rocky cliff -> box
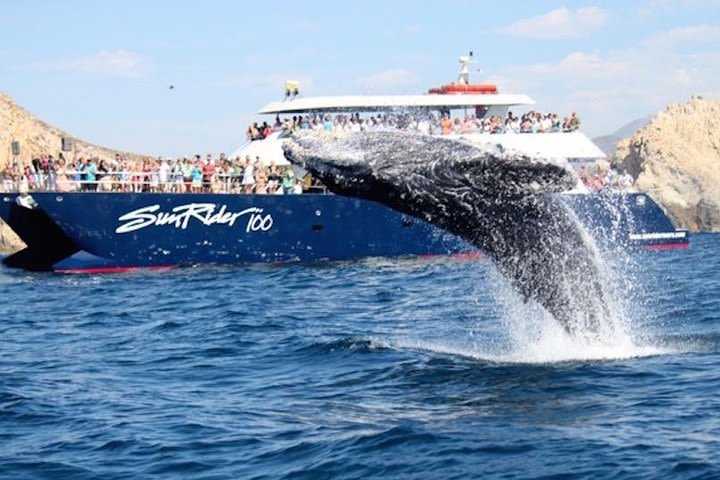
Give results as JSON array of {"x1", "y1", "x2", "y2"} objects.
[
  {"x1": 0, "y1": 222, "x2": 22, "y2": 253},
  {"x1": 0, "y1": 91, "x2": 147, "y2": 170},
  {"x1": 614, "y1": 96, "x2": 720, "y2": 231},
  {"x1": 0, "y1": 91, "x2": 147, "y2": 252},
  {"x1": 593, "y1": 117, "x2": 652, "y2": 156}
]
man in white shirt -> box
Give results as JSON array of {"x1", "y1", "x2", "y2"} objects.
[{"x1": 619, "y1": 169, "x2": 634, "y2": 190}]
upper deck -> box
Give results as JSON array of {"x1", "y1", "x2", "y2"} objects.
[
  {"x1": 261, "y1": 53, "x2": 532, "y2": 115},
  {"x1": 249, "y1": 54, "x2": 600, "y2": 161},
  {"x1": 259, "y1": 93, "x2": 535, "y2": 115}
]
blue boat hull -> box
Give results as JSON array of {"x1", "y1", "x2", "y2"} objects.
[{"x1": 0, "y1": 192, "x2": 687, "y2": 272}]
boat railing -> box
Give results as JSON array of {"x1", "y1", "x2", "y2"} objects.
[{"x1": 1, "y1": 170, "x2": 328, "y2": 195}]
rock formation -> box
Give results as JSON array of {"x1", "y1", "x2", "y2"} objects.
[
  {"x1": 0, "y1": 90, "x2": 146, "y2": 170},
  {"x1": 0, "y1": 221, "x2": 22, "y2": 253},
  {"x1": 593, "y1": 116, "x2": 652, "y2": 156},
  {"x1": 0, "y1": 90, "x2": 148, "y2": 252},
  {"x1": 614, "y1": 96, "x2": 720, "y2": 231}
]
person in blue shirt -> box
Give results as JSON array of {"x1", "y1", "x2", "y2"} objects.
[
  {"x1": 82, "y1": 158, "x2": 97, "y2": 191},
  {"x1": 323, "y1": 115, "x2": 334, "y2": 132},
  {"x1": 191, "y1": 162, "x2": 203, "y2": 193},
  {"x1": 74, "y1": 158, "x2": 84, "y2": 186}
]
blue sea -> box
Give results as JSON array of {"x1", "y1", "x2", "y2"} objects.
[{"x1": 1, "y1": 234, "x2": 719, "y2": 479}]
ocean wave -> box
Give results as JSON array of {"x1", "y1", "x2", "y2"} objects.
[{"x1": 0, "y1": 234, "x2": 719, "y2": 478}]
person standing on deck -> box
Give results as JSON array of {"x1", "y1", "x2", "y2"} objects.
[
  {"x1": 440, "y1": 114, "x2": 453, "y2": 135},
  {"x1": 281, "y1": 167, "x2": 295, "y2": 194},
  {"x1": 242, "y1": 156, "x2": 256, "y2": 194},
  {"x1": 83, "y1": 158, "x2": 97, "y2": 191}
]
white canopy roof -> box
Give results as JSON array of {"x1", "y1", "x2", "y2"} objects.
[
  {"x1": 458, "y1": 132, "x2": 606, "y2": 159},
  {"x1": 230, "y1": 132, "x2": 290, "y2": 165},
  {"x1": 259, "y1": 94, "x2": 535, "y2": 114}
]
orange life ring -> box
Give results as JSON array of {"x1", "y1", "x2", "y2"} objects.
[{"x1": 427, "y1": 83, "x2": 498, "y2": 94}]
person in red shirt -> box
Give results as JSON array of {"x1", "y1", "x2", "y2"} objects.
[{"x1": 202, "y1": 157, "x2": 215, "y2": 192}]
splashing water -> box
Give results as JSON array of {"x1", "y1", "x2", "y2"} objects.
[
  {"x1": 480, "y1": 263, "x2": 666, "y2": 363},
  {"x1": 284, "y1": 130, "x2": 668, "y2": 362},
  {"x1": 400, "y1": 195, "x2": 669, "y2": 363}
]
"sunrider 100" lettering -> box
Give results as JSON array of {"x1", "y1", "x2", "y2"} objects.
[{"x1": 115, "y1": 203, "x2": 273, "y2": 234}]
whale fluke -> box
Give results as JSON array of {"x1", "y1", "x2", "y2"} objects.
[{"x1": 283, "y1": 131, "x2": 612, "y2": 338}]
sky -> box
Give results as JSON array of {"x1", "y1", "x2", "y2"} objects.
[{"x1": 1, "y1": 0, "x2": 719, "y2": 157}]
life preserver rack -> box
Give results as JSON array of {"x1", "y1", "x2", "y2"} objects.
[{"x1": 428, "y1": 83, "x2": 498, "y2": 95}]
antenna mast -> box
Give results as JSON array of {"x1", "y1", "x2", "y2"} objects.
[{"x1": 458, "y1": 51, "x2": 474, "y2": 85}]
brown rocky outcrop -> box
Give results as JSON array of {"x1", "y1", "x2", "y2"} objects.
[
  {"x1": 0, "y1": 221, "x2": 23, "y2": 252},
  {"x1": 0, "y1": 90, "x2": 148, "y2": 253},
  {"x1": 613, "y1": 96, "x2": 720, "y2": 231},
  {"x1": 0, "y1": 91, "x2": 148, "y2": 170}
]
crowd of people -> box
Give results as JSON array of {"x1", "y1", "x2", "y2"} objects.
[
  {"x1": 0, "y1": 152, "x2": 319, "y2": 195},
  {"x1": 1, "y1": 108, "x2": 616, "y2": 195},
  {"x1": 1, "y1": 152, "x2": 635, "y2": 196},
  {"x1": 578, "y1": 161, "x2": 635, "y2": 193},
  {"x1": 246, "y1": 110, "x2": 581, "y2": 140}
]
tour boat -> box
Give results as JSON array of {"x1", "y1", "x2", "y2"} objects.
[{"x1": 0, "y1": 56, "x2": 688, "y2": 272}]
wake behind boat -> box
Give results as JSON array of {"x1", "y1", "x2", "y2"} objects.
[{"x1": 0, "y1": 55, "x2": 687, "y2": 272}]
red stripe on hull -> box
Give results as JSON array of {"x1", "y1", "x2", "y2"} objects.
[
  {"x1": 450, "y1": 252, "x2": 483, "y2": 260},
  {"x1": 644, "y1": 242, "x2": 689, "y2": 251},
  {"x1": 55, "y1": 265, "x2": 178, "y2": 274},
  {"x1": 420, "y1": 252, "x2": 482, "y2": 260},
  {"x1": 50, "y1": 242, "x2": 685, "y2": 273}
]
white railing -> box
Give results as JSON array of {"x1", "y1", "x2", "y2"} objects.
[{"x1": 0, "y1": 170, "x2": 327, "y2": 195}]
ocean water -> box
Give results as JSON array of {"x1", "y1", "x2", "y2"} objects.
[{"x1": 1, "y1": 234, "x2": 719, "y2": 479}]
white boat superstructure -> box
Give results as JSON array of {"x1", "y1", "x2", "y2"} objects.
[{"x1": 236, "y1": 54, "x2": 605, "y2": 165}]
